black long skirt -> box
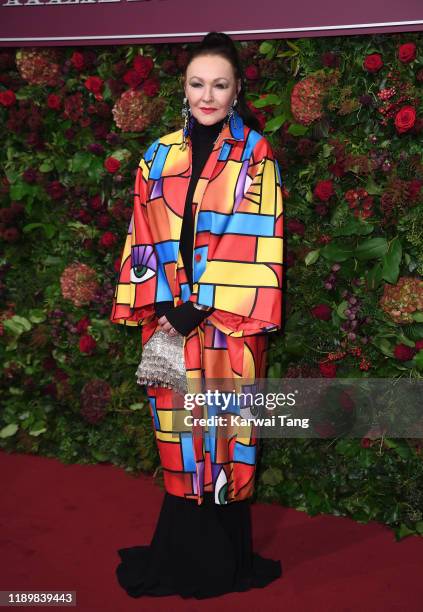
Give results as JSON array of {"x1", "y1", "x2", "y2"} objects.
[{"x1": 116, "y1": 491, "x2": 282, "y2": 600}]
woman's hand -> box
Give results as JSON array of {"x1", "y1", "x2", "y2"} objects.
[{"x1": 157, "y1": 314, "x2": 180, "y2": 337}]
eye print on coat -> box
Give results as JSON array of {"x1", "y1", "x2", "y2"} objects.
[{"x1": 130, "y1": 245, "x2": 157, "y2": 284}]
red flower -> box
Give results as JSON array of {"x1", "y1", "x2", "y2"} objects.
[
  {"x1": 71, "y1": 51, "x2": 85, "y2": 70},
  {"x1": 99, "y1": 231, "x2": 118, "y2": 248},
  {"x1": 319, "y1": 361, "x2": 337, "y2": 377},
  {"x1": 142, "y1": 77, "x2": 160, "y2": 97},
  {"x1": 85, "y1": 76, "x2": 104, "y2": 100},
  {"x1": 76, "y1": 316, "x2": 91, "y2": 334},
  {"x1": 47, "y1": 180, "x2": 65, "y2": 200},
  {"x1": 314, "y1": 179, "x2": 334, "y2": 202},
  {"x1": 79, "y1": 334, "x2": 96, "y2": 354},
  {"x1": 311, "y1": 304, "x2": 332, "y2": 321},
  {"x1": 360, "y1": 437, "x2": 371, "y2": 448},
  {"x1": 408, "y1": 179, "x2": 422, "y2": 201},
  {"x1": 0, "y1": 89, "x2": 16, "y2": 107},
  {"x1": 114, "y1": 257, "x2": 122, "y2": 272},
  {"x1": 363, "y1": 53, "x2": 383, "y2": 73},
  {"x1": 123, "y1": 69, "x2": 143, "y2": 89},
  {"x1": 133, "y1": 55, "x2": 154, "y2": 78},
  {"x1": 286, "y1": 218, "x2": 305, "y2": 236},
  {"x1": 398, "y1": 42, "x2": 416, "y2": 63},
  {"x1": 394, "y1": 106, "x2": 416, "y2": 134},
  {"x1": 315, "y1": 203, "x2": 329, "y2": 216},
  {"x1": 393, "y1": 343, "x2": 416, "y2": 361},
  {"x1": 415, "y1": 339, "x2": 423, "y2": 351},
  {"x1": 104, "y1": 156, "x2": 120, "y2": 173},
  {"x1": 89, "y1": 194, "x2": 103, "y2": 211},
  {"x1": 245, "y1": 65, "x2": 260, "y2": 80},
  {"x1": 47, "y1": 93, "x2": 61, "y2": 110}
]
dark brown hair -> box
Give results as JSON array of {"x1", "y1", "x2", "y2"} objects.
[{"x1": 184, "y1": 31, "x2": 261, "y2": 132}]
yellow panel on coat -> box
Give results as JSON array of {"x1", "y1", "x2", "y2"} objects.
[
  {"x1": 200, "y1": 261, "x2": 279, "y2": 287},
  {"x1": 260, "y1": 160, "x2": 277, "y2": 215},
  {"x1": 214, "y1": 285, "x2": 256, "y2": 313},
  {"x1": 256, "y1": 237, "x2": 284, "y2": 263}
]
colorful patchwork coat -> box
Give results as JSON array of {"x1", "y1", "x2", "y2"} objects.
[{"x1": 110, "y1": 110, "x2": 284, "y2": 505}]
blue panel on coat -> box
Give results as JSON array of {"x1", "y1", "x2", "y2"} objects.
[
  {"x1": 233, "y1": 441, "x2": 256, "y2": 465},
  {"x1": 207, "y1": 432, "x2": 216, "y2": 462},
  {"x1": 198, "y1": 283, "x2": 215, "y2": 307},
  {"x1": 225, "y1": 212, "x2": 274, "y2": 236},
  {"x1": 147, "y1": 395, "x2": 160, "y2": 430},
  {"x1": 181, "y1": 432, "x2": 196, "y2": 472},
  {"x1": 144, "y1": 138, "x2": 160, "y2": 163},
  {"x1": 242, "y1": 131, "x2": 263, "y2": 162},
  {"x1": 180, "y1": 282, "x2": 191, "y2": 302},
  {"x1": 192, "y1": 245, "x2": 208, "y2": 283},
  {"x1": 197, "y1": 210, "x2": 274, "y2": 236},
  {"x1": 155, "y1": 240, "x2": 179, "y2": 263},
  {"x1": 156, "y1": 265, "x2": 173, "y2": 301},
  {"x1": 218, "y1": 142, "x2": 232, "y2": 161},
  {"x1": 149, "y1": 143, "x2": 170, "y2": 180},
  {"x1": 275, "y1": 159, "x2": 282, "y2": 185}
]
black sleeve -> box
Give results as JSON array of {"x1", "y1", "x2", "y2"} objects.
[
  {"x1": 164, "y1": 302, "x2": 216, "y2": 337},
  {"x1": 155, "y1": 301, "x2": 174, "y2": 319}
]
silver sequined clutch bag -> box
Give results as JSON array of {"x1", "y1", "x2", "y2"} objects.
[{"x1": 135, "y1": 329, "x2": 188, "y2": 396}]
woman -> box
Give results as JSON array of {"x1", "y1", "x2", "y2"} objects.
[{"x1": 110, "y1": 31, "x2": 284, "y2": 599}]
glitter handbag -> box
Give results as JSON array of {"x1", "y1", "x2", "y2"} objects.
[{"x1": 135, "y1": 328, "x2": 188, "y2": 396}]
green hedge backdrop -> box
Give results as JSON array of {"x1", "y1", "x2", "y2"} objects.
[{"x1": 1, "y1": 32, "x2": 422, "y2": 540}]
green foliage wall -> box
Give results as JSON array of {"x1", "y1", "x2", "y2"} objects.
[{"x1": 0, "y1": 32, "x2": 422, "y2": 539}]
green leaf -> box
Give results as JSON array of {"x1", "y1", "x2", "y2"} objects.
[
  {"x1": 129, "y1": 402, "x2": 145, "y2": 411},
  {"x1": 0, "y1": 424, "x2": 19, "y2": 438},
  {"x1": 336, "y1": 300, "x2": 348, "y2": 319},
  {"x1": 261, "y1": 466, "x2": 283, "y2": 485},
  {"x1": 22, "y1": 223, "x2": 56, "y2": 239},
  {"x1": 332, "y1": 217, "x2": 374, "y2": 237},
  {"x1": 364, "y1": 177, "x2": 384, "y2": 196},
  {"x1": 366, "y1": 262, "x2": 383, "y2": 290},
  {"x1": 259, "y1": 41, "x2": 275, "y2": 55},
  {"x1": 304, "y1": 249, "x2": 320, "y2": 266},
  {"x1": 287, "y1": 123, "x2": 309, "y2": 136},
  {"x1": 371, "y1": 336, "x2": 394, "y2": 357},
  {"x1": 29, "y1": 426, "x2": 47, "y2": 437},
  {"x1": 254, "y1": 94, "x2": 282, "y2": 107},
  {"x1": 396, "y1": 523, "x2": 416, "y2": 539},
  {"x1": 381, "y1": 237, "x2": 402, "y2": 283},
  {"x1": 91, "y1": 449, "x2": 109, "y2": 461},
  {"x1": 355, "y1": 237, "x2": 388, "y2": 260},
  {"x1": 39, "y1": 161, "x2": 54, "y2": 173},
  {"x1": 70, "y1": 151, "x2": 93, "y2": 173},
  {"x1": 320, "y1": 243, "x2": 355, "y2": 262},
  {"x1": 412, "y1": 312, "x2": 423, "y2": 322},
  {"x1": 415, "y1": 350, "x2": 423, "y2": 371},
  {"x1": 264, "y1": 114, "x2": 286, "y2": 132}
]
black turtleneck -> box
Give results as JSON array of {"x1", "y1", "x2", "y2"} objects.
[{"x1": 155, "y1": 115, "x2": 225, "y2": 335}]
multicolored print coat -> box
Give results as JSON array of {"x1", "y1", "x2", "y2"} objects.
[{"x1": 110, "y1": 110, "x2": 284, "y2": 505}]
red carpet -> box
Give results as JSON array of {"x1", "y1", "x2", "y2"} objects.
[{"x1": 1, "y1": 450, "x2": 422, "y2": 611}]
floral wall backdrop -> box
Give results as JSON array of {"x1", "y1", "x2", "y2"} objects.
[{"x1": 0, "y1": 33, "x2": 422, "y2": 539}]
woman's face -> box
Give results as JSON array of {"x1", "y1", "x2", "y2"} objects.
[{"x1": 184, "y1": 54, "x2": 241, "y2": 126}]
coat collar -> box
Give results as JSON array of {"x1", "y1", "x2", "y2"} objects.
[{"x1": 182, "y1": 109, "x2": 245, "y2": 145}]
